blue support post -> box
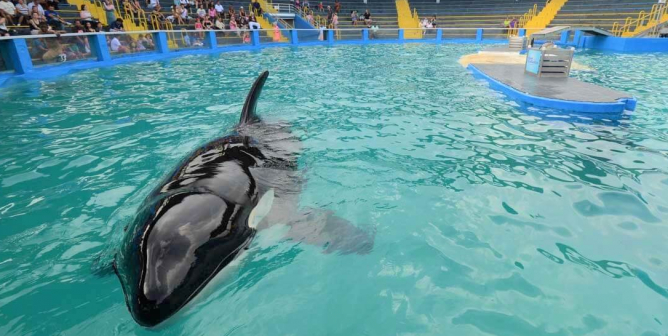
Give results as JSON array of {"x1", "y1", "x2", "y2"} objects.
[
  {"x1": 153, "y1": 32, "x2": 170, "y2": 53},
  {"x1": 290, "y1": 29, "x2": 299, "y2": 45},
  {"x1": 476, "y1": 28, "x2": 483, "y2": 41},
  {"x1": 560, "y1": 30, "x2": 569, "y2": 44},
  {"x1": 88, "y1": 34, "x2": 111, "y2": 62},
  {"x1": 252, "y1": 30, "x2": 260, "y2": 47},
  {"x1": 1, "y1": 39, "x2": 32, "y2": 74},
  {"x1": 519, "y1": 29, "x2": 526, "y2": 37},
  {"x1": 436, "y1": 28, "x2": 442, "y2": 41},
  {"x1": 362, "y1": 29, "x2": 369, "y2": 41},
  {"x1": 398, "y1": 29, "x2": 404, "y2": 41},
  {"x1": 574, "y1": 30, "x2": 584, "y2": 48},
  {"x1": 205, "y1": 30, "x2": 217, "y2": 49},
  {"x1": 327, "y1": 30, "x2": 334, "y2": 45}
]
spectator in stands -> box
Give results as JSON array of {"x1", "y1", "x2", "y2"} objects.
[
  {"x1": 72, "y1": 19, "x2": 84, "y2": 32},
  {"x1": 194, "y1": 16, "x2": 202, "y2": 29},
  {"x1": 370, "y1": 24, "x2": 378, "y2": 39},
  {"x1": 334, "y1": 0, "x2": 340, "y2": 13},
  {"x1": 180, "y1": 4, "x2": 189, "y2": 22},
  {"x1": 38, "y1": 21, "x2": 57, "y2": 34},
  {"x1": 295, "y1": 0, "x2": 300, "y2": 10},
  {"x1": 0, "y1": 0, "x2": 16, "y2": 25},
  {"x1": 272, "y1": 22, "x2": 279, "y2": 41},
  {"x1": 206, "y1": 4, "x2": 214, "y2": 19},
  {"x1": 350, "y1": 10, "x2": 356, "y2": 26},
  {"x1": 84, "y1": 20, "x2": 95, "y2": 32},
  {"x1": 214, "y1": 15, "x2": 223, "y2": 29},
  {"x1": 660, "y1": 26, "x2": 668, "y2": 38},
  {"x1": 46, "y1": 0, "x2": 59, "y2": 11},
  {"x1": 326, "y1": 6, "x2": 331, "y2": 25},
  {"x1": 110, "y1": 35, "x2": 129, "y2": 53},
  {"x1": 173, "y1": 4, "x2": 184, "y2": 23},
  {"x1": 45, "y1": 5, "x2": 68, "y2": 30},
  {"x1": 180, "y1": 0, "x2": 191, "y2": 14},
  {"x1": 42, "y1": 35, "x2": 68, "y2": 63},
  {"x1": 227, "y1": 6, "x2": 234, "y2": 18},
  {"x1": 229, "y1": 16, "x2": 238, "y2": 35},
  {"x1": 30, "y1": 37, "x2": 47, "y2": 58},
  {"x1": 306, "y1": 10, "x2": 313, "y2": 25},
  {"x1": 15, "y1": 0, "x2": 30, "y2": 26},
  {"x1": 214, "y1": 1, "x2": 222, "y2": 14},
  {"x1": 252, "y1": 0, "x2": 261, "y2": 15},
  {"x1": 28, "y1": 0, "x2": 44, "y2": 18},
  {"x1": 140, "y1": 34, "x2": 155, "y2": 49},
  {"x1": 203, "y1": 15, "x2": 212, "y2": 28},
  {"x1": 79, "y1": 4, "x2": 98, "y2": 29},
  {"x1": 303, "y1": 0, "x2": 309, "y2": 10},
  {"x1": 196, "y1": 5, "x2": 205, "y2": 18},
  {"x1": 332, "y1": 12, "x2": 338, "y2": 29},
  {"x1": 363, "y1": 9, "x2": 370, "y2": 25},
  {"x1": 132, "y1": 0, "x2": 142, "y2": 12},
  {"x1": 0, "y1": 17, "x2": 9, "y2": 36},
  {"x1": 147, "y1": 0, "x2": 159, "y2": 10},
  {"x1": 104, "y1": 0, "x2": 116, "y2": 24},
  {"x1": 123, "y1": 0, "x2": 136, "y2": 14},
  {"x1": 429, "y1": 15, "x2": 436, "y2": 28},
  {"x1": 317, "y1": 1, "x2": 322, "y2": 12},
  {"x1": 239, "y1": 6, "x2": 246, "y2": 18},
  {"x1": 110, "y1": 17, "x2": 124, "y2": 31},
  {"x1": 249, "y1": 13, "x2": 259, "y2": 29},
  {"x1": 28, "y1": 12, "x2": 41, "y2": 34}
]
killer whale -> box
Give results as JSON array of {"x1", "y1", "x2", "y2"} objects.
[{"x1": 113, "y1": 71, "x2": 374, "y2": 327}]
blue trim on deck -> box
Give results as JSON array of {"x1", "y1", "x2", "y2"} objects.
[{"x1": 467, "y1": 64, "x2": 637, "y2": 114}]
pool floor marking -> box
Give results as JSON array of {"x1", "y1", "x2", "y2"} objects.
[{"x1": 468, "y1": 63, "x2": 637, "y2": 113}]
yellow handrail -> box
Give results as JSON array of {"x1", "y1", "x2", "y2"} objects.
[{"x1": 612, "y1": 4, "x2": 668, "y2": 37}]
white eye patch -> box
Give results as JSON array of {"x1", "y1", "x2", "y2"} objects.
[{"x1": 248, "y1": 189, "x2": 275, "y2": 229}]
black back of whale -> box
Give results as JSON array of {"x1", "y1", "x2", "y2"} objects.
[{"x1": 114, "y1": 71, "x2": 271, "y2": 327}]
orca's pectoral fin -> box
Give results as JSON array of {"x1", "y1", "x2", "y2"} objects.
[{"x1": 283, "y1": 208, "x2": 375, "y2": 255}]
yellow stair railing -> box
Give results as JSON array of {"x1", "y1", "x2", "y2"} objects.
[
  {"x1": 508, "y1": 4, "x2": 537, "y2": 37},
  {"x1": 512, "y1": 0, "x2": 568, "y2": 37},
  {"x1": 395, "y1": 0, "x2": 422, "y2": 39},
  {"x1": 612, "y1": 4, "x2": 668, "y2": 37}
]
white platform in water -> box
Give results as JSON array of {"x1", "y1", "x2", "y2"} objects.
[{"x1": 459, "y1": 51, "x2": 591, "y2": 71}]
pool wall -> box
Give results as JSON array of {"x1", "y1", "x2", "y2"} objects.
[{"x1": 2, "y1": 28, "x2": 668, "y2": 88}]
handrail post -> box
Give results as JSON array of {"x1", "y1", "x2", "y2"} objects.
[
  {"x1": 519, "y1": 29, "x2": 526, "y2": 37},
  {"x1": 436, "y1": 28, "x2": 442, "y2": 41},
  {"x1": 290, "y1": 29, "x2": 299, "y2": 45},
  {"x1": 252, "y1": 30, "x2": 260, "y2": 47},
  {"x1": 398, "y1": 29, "x2": 405, "y2": 40},
  {"x1": 89, "y1": 34, "x2": 112, "y2": 62},
  {"x1": 1, "y1": 38, "x2": 32, "y2": 74},
  {"x1": 205, "y1": 30, "x2": 217, "y2": 49},
  {"x1": 327, "y1": 29, "x2": 334, "y2": 45},
  {"x1": 476, "y1": 28, "x2": 483, "y2": 41},
  {"x1": 362, "y1": 28, "x2": 369, "y2": 42},
  {"x1": 153, "y1": 32, "x2": 170, "y2": 53}
]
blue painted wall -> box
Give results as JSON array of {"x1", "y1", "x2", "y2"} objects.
[
  {"x1": 293, "y1": 14, "x2": 320, "y2": 40},
  {"x1": 582, "y1": 35, "x2": 668, "y2": 52}
]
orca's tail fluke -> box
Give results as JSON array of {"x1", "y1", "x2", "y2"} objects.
[{"x1": 239, "y1": 71, "x2": 269, "y2": 126}]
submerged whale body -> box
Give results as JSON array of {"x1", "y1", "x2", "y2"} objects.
[{"x1": 113, "y1": 71, "x2": 374, "y2": 327}]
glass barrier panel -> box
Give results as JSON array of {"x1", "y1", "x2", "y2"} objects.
[
  {"x1": 106, "y1": 33, "x2": 158, "y2": 58},
  {"x1": 371, "y1": 28, "x2": 397, "y2": 40},
  {"x1": 442, "y1": 29, "x2": 477, "y2": 40},
  {"x1": 215, "y1": 29, "x2": 248, "y2": 47},
  {"x1": 258, "y1": 29, "x2": 287, "y2": 44},
  {"x1": 0, "y1": 46, "x2": 8, "y2": 72},
  {"x1": 27, "y1": 35, "x2": 97, "y2": 66},
  {"x1": 484, "y1": 28, "x2": 508, "y2": 41},
  {"x1": 169, "y1": 30, "x2": 208, "y2": 51},
  {"x1": 297, "y1": 29, "x2": 325, "y2": 43},
  {"x1": 335, "y1": 29, "x2": 362, "y2": 41}
]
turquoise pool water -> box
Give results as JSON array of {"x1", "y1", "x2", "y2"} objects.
[{"x1": 1, "y1": 44, "x2": 668, "y2": 335}]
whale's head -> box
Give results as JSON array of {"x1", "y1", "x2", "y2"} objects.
[{"x1": 113, "y1": 140, "x2": 270, "y2": 327}]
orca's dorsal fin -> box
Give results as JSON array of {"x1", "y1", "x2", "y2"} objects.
[{"x1": 239, "y1": 71, "x2": 269, "y2": 126}]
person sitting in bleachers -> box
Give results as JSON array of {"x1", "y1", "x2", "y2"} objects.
[
  {"x1": 109, "y1": 17, "x2": 124, "y2": 31},
  {"x1": 83, "y1": 20, "x2": 95, "y2": 32},
  {"x1": 79, "y1": 4, "x2": 99, "y2": 29},
  {"x1": 429, "y1": 16, "x2": 436, "y2": 28},
  {"x1": 214, "y1": 0, "x2": 223, "y2": 14},
  {"x1": 0, "y1": 0, "x2": 17, "y2": 26},
  {"x1": 72, "y1": 20, "x2": 83, "y2": 32},
  {"x1": 45, "y1": 5, "x2": 68, "y2": 31},
  {"x1": 196, "y1": 5, "x2": 205, "y2": 18},
  {"x1": 214, "y1": 15, "x2": 223, "y2": 29},
  {"x1": 27, "y1": 0, "x2": 44, "y2": 18},
  {"x1": 27, "y1": 12, "x2": 41, "y2": 34},
  {"x1": 147, "y1": 0, "x2": 159, "y2": 10},
  {"x1": 251, "y1": 0, "x2": 261, "y2": 15},
  {"x1": 0, "y1": 17, "x2": 9, "y2": 36},
  {"x1": 363, "y1": 9, "x2": 370, "y2": 25},
  {"x1": 15, "y1": 0, "x2": 30, "y2": 26}
]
